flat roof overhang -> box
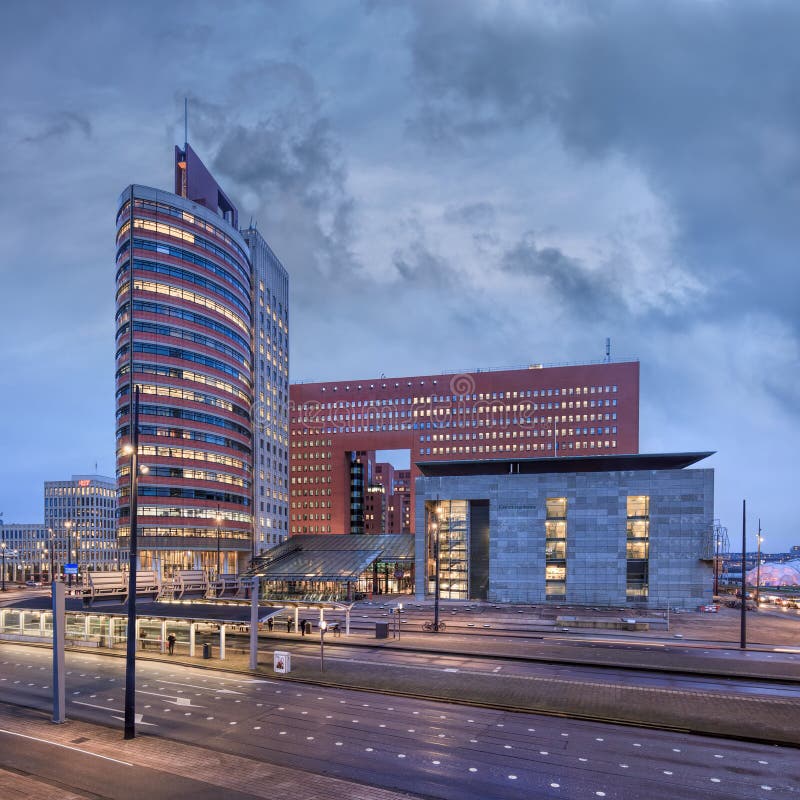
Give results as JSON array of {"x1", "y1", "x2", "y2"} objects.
[{"x1": 415, "y1": 451, "x2": 715, "y2": 477}]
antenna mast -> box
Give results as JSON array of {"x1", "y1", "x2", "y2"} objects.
[{"x1": 184, "y1": 97, "x2": 188, "y2": 147}]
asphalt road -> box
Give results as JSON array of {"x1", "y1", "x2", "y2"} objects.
[{"x1": 0, "y1": 642, "x2": 796, "y2": 800}]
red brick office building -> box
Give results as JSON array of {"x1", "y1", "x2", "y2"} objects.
[{"x1": 290, "y1": 361, "x2": 639, "y2": 536}]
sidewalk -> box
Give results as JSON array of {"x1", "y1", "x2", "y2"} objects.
[{"x1": 0, "y1": 702, "x2": 418, "y2": 800}]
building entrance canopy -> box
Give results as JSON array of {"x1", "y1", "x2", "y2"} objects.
[{"x1": 246, "y1": 534, "x2": 415, "y2": 599}]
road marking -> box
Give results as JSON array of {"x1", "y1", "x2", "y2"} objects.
[
  {"x1": 0, "y1": 728, "x2": 135, "y2": 764},
  {"x1": 73, "y1": 700, "x2": 157, "y2": 727},
  {"x1": 157, "y1": 680, "x2": 242, "y2": 695},
  {"x1": 136, "y1": 690, "x2": 204, "y2": 707}
]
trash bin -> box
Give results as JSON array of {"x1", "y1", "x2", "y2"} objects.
[
  {"x1": 375, "y1": 622, "x2": 389, "y2": 639},
  {"x1": 202, "y1": 643, "x2": 212, "y2": 659}
]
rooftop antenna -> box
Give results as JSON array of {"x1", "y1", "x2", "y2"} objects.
[
  {"x1": 605, "y1": 337, "x2": 611, "y2": 363},
  {"x1": 184, "y1": 97, "x2": 188, "y2": 148}
]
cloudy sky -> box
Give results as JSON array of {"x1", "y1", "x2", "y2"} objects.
[{"x1": 0, "y1": 1, "x2": 797, "y2": 551}]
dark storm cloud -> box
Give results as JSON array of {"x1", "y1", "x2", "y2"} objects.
[
  {"x1": 501, "y1": 235, "x2": 623, "y2": 319},
  {"x1": 22, "y1": 111, "x2": 92, "y2": 143},
  {"x1": 393, "y1": 238, "x2": 456, "y2": 288},
  {"x1": 404, "y1": 1, "x2": 800, "y2": 328},
  {"x1": 183, "y1": 63, "x2": 360, "y2": 300}
]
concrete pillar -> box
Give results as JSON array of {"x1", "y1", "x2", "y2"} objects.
[
  {"x1": 19, "y1": 613, "x2": 25, "y2": 634},
  {"x1": 84, "y1": 615, "x2": 91, "y2": 637},
  {"x1": 135, "y1": 618, "x2": 141, "y2": 650},
  {"x1": 293, "y1": 606, "x2": 299, "y2": 632},
  {"x1": 160, "y1": 620, "x2": 167, "y2": 654},
  {"x1": 345, "y1": 608, "x2": 350, "y2": 636},
  {"x1": 0, "y1": 609, "x2": 6, "y2": 632},
  {"x1": 40, "y1": 612, "x2": 47, "y2": 636},
  {"x1": 219, "y1": 624, "x2": 226, "y2": 661},
  {"x1": 108, "y1": 617, "x2": 114, "y2": 648},
  {"x1": 52, "y1": 581, "x2": 66, "y2": 723},
  {"x1": 319, "y1": 607, "x2": 324, "y2": 625},
  {"x1": 189, "y1": 623, "x2": 196, "y2": 657}
]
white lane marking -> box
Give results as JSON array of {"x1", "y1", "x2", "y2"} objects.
[
  {"x1": 136, "y1": 690, "x2": 203, "y2": 707},
  {"x1": 157, "y1": 680, "x2": 241, "y2": 695},
  {"x1": 73, "y1": 701, "x2": 157, "y2": 727},
  {"x1": 0, "y1": 728, "x2": 135, "y2": 765}
]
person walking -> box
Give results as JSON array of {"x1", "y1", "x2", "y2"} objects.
[
  {"x1": 299, "y1": 618, "x2": 306, "y2": 637},
  {"x1": 267, "y1": 617, "x2": 274, "y2": 632},
  {"x1": 286, "y1": 618, "x2": 292, "y2": 633},
  {"x1": 139, "y1": 629, "x2": 147, "y2": 650},
  {"x1": 167, "y1": 632, "x2": 176, "y2": 655}
]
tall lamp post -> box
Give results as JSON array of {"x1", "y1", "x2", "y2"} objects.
[
  {"x1": 47, "y1": 528, "x2": 55, "y2": 582},
  {"x1": 123, "y1": 385, "x2": 144, "y2": 740},
  {"x1": 215, "y1": 505, "x2": 223, "y2": 579},
  {"x1": 1, "y1": 541, "x2": 6, "y2": 591},
  {"x1": 430, "y1": 498, "x2": 442, "y2": 633},
  {"x1": 755, "y1": 520, "x2": 763, "y2": 606},
  {"x1": 64, "y1": 520, "x2": 73, "y2": 588}
]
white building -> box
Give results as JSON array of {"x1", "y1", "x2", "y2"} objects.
[
  {"x1": 44, "y1": 475, "x2": 119, "y2": 576},
  {"x1": 242, "y1": 225, "x2": 290, "y2": 554}
]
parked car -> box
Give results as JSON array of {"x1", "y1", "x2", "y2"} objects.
[{"x1": 24, "y1": 580, "x2": 43, "y2": 587}]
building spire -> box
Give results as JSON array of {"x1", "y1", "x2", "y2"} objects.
[{"x1": 184, "y1": 97, "x2": 188, "y2": 148}]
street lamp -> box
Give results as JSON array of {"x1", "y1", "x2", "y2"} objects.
[
  {"x1": 215, "y1": 506, "x2": 223, "y2": 580},
  {"x1": 396, "y1": 602, "x2": 403, "y2": 640},
  {"x1": 64, "y1": 520, "x2": 74, "y2": 588},
  {"x1": 428, "y1": 498, "x2": 442, "y2": 633},
  {"x1": 1, "y1": 541, "x2": 6, "y2": 591},
  {"x1": 123, "y1": 384, "x2": 144, "y2": 740},
  {"x1": 319, "y1": 620, "x2": 328, "y2": 672},
  {"x1": 755, "y1": 520, "x2": 763, "y2": 606}
]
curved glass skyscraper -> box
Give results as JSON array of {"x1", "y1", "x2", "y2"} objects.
[{"x1": 114, "y1": 143, "x2": 285, "y2": 576}]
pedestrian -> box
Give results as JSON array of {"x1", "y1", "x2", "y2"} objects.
[
  {"x1": 286, "y1": 618, "x2": 292, "y2": 633},
  {"x1": 267, "y1": 617, "x2": 274, "y2": 632},
  {"x1": 300, "y1": 618, "x2": 306, "y2": 636},
  {"x1": 139, "y1": 629, "x2": 147, "y2": 650},
  {"x1": 167, "y1": 632, "x2": 176, "y2": 655}
]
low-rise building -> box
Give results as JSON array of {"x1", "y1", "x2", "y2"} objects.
[
  {"x1": 0, "y1": 523, "x2": 50, "y2": 582},
  {"x1": 414, "y1": 452, "x2": 715, "y2": 608}
]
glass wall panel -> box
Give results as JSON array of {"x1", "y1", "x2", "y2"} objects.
[
  {"x1": 545, "y1": 497, "x2": 567, "y2": 600},
  {"x1": 426, "y1": 499, "x2": 469, "y2": 600},
  {"x1": 626, "y1": 494, "x2": 650, "y2": 601}
]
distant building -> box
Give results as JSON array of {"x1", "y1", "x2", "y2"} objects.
[
  {"x1": 291, "y1": 361, "x2": 639, "y2": 535},
  {"x1": 365, "y1": 461, "x2": 412, "y2": 534},
  {"x1": 414, "y1": 452, "x2": 714, "y2": 607},
  {"x1": 0, "y1": 523, "x2": 48, "y2": 582},
  {"x1": 44, "y1": 475, "x2": 119, "y2": 576}
]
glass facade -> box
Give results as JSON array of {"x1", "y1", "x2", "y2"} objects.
[
  {"x1": 427, "y1": 499, "x2": 469, "y2": 600},
  {"x1": 115, "y1": 187, "x2": 254, "y2": 575},
  {"x1": 545, "y1": 497, "x2": 567, "y2": 598},
  {"x1": 626, "y1": 495, "x2": 650, "y2": 600}
]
